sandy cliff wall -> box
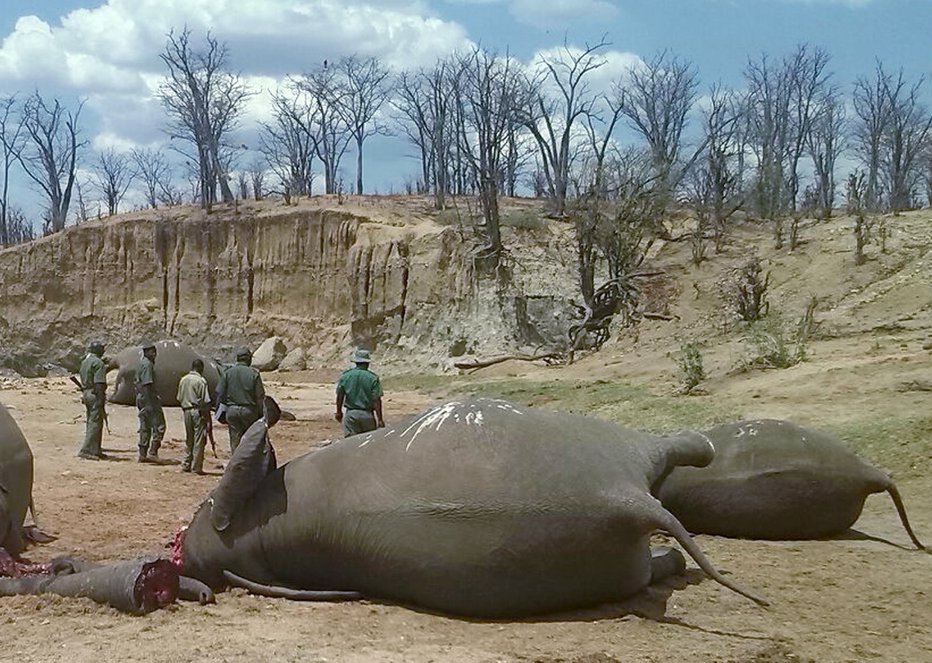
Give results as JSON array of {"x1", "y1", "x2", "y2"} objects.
[{"x1": 0, "y1": 202, "x2": 578, "y2": 375}]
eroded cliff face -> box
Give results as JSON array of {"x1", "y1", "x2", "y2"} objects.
[{"x1": 0, "y1": 200, "x2": 579, "y2": 375}]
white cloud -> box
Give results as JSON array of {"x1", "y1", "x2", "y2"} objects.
[{"x1": 0, "y1": 0, "x2": 473, "y2": 172}]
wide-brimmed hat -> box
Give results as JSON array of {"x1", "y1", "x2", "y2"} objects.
[{"x1": 351, "y1": 348, "x2": 373, "y2": 364}]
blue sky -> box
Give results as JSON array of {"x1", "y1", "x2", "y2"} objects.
[{"x1": 1, "y1": 0, "x2": 930, "y2": 220}]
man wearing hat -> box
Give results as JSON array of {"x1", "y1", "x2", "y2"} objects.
[
  {"x1": 217, "y1": 347, "x2": 265, "y2": 452},
  {"x1": 77, "y1": 340, "x2": 108, "y2": 460},
  {"x1": 135, "y1": 341, "x2": 166, "y2": 462},
  {"x1": 176, "y1": 358, "x2": 211, "y2": 474},
  {"x1": 335, "y1": 348, "x2": 385, "y2": 437}
]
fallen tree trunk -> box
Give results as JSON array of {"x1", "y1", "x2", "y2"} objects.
[{"x1": 454, "y1": 353, "x2": 563, "y2": 371}]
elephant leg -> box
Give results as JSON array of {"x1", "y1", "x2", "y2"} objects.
[
  {"x1": 179, "y1": 575, "x2": 215, "y2": 604},
  {"x1": 649, "y1": 546, "x2": 686, "y2": 584}
]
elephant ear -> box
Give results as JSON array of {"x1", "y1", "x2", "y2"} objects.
[{"x1": 209, "y1": 420, "x2": 277, "y2": 532}]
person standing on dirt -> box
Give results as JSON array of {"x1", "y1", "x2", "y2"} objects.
[
  {"x1": 217, "y1": 347, "x2": 265, "y2": 453},
  {"x1": 335, "y1": 348, "x2": 385, "y2": 437},
  {"x1": 77, "y1": 340, "x2": 108, "y2": 461},
  {"x1": 136, "y1": 341, "x2": 166, "y2": 463},
  {"x1": 177, "y1": 358, "x2": 210, "y2": 474}
]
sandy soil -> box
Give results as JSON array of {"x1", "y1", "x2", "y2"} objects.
[{"x1": 0, "y1": 358, "x2": 929, "y2": 663}]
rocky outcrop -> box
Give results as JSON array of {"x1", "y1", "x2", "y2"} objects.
[
  {"x1": 251, "y1": 336, "x2": 288, "y2": 372},
  {"x1": 278, "y1": 347, "x2": 307, "y2": 372},
  {"x1": 0, "y1": 201, "x2": 580, "y2": 376}
]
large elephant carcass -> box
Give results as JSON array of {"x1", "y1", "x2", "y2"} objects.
[
  {"x1": 0, "y1": 402, "x2": 35, "y2": 558},
  {"x1": 108, "y1": 340, "x2": 221, "y2": 407},
  {"x1": 179, "y1": 398, "x2": 767, "y2": 617}
]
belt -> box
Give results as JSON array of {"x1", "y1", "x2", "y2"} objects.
[
  {"x1": 181, "y1": 406, "x2": 205, "y2": 411},
  {"x1": 345, "y1": 408, "x2": 373, "y2": 413}
]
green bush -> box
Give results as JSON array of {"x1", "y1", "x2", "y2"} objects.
[{"x1": 676, "y1": 340, "x2": 706, "y2": 394}]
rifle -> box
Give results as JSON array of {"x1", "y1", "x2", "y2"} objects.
[
  {"x1": 203, "y1": 409, "x2": 218, "y2": 458},
  {"x1": 69, "y1": 375, "x2": 111, "y2": 435}
]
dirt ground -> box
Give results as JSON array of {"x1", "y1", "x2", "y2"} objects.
[{"x1": 0, "y1": 347, "x2": 930, "y2": 663}]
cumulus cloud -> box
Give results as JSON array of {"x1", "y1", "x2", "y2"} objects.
[{"x1": 0, "y1": 0, "x2": 474, "y2": 167}]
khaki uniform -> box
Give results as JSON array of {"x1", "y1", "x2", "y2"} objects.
[
  {"x1": 177, "y1": 370, "x2": 210, "y2": 473},
  {"x1": 77, "y1": 353, "x2": 107, "y2": 458},
  {"x1": 135, "y1": 356, "x2": 165, "y2": 458},
  {"x1": 218, "y1": 362, "x2": 265, "y2": 452},
  {"x1": 336, "y1": 366, "x2": 383, "y2": 437}
]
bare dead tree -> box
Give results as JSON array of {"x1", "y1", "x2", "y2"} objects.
[
  {"x1": 784, "y1": 45, "x2": 833, "y2": 212},
  {"x1": 298, "y1": 64, "x2": 352, "y2": 195},
  {"x1": 569, "y1": 148, "x2": 664, "y2": 354},
  {"x1": 4, "y1": 205, "x2": 33, "y2": 244},
  {"x1": 93, "y1": 148, "x2": 135, "y2": 216},
  {"x1": 14, "y1": 93, "x2": 86, "y2": 234},
  {"x1": 0, "y1": 95, "x2": 27, "y2": 245},
  {"x1": 616, "y1": 49, "x2": 699, "y2": 198},
  {"x1": 806, "y1": 89, "x2": 846, "y2": 220},
  {"x1": 260, "y1": 85, "x2": 318, "y2": 200},
  {"x1": 455, "y1": 48, "x2": 528, "y2": 266},
  {"x1": 393, "y1": 60, "x2": 459, "y2": 208},
  {"x1": 743, "y1": 53, "x2": 792, "y2": 243},
  {"x1": 158, "y1": 28, "x2": 251, "y2": 211},
  {"x1": 518, "y1": 38, "x2": 610, "y2": 216},
  {"x1": 686, "y1": 85, "x2": 745, "y2": 253},
  {"x1": 336, "y1": 56, "x2": 391, "y2": 195},
  {"x1": 131, "y1": 148, "x2": 172, "y2": 209},
  {"x1": 880, "y1": 68, "x2": 932, "y2": 212},
  {"x1": 247, "y1": 157, "x2": 266, "y2": 200},
  {"x1": 853, "y1": 62, "x2": 894, "y2": 211}
]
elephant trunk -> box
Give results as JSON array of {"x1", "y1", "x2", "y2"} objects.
[{"x1": 0, "y1": 556, "x2": 179, "y2": 614}]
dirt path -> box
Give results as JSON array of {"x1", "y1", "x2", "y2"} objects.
[{"x1": 1, "y1": 371, "x2": 930, "y2": 663}]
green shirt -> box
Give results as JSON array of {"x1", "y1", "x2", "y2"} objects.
[
  {"x1": 79, "y1": 353, "x2": 106, "y2": 388},
  {"x1": 336, "y1": 367, "x2": 383, "y2": 411},
  {"x1": 135, "y1": 357, "x2": 155, "y2": 388},
  {"x1": 218, "y1": 362, "x2": 265, "y2": 407},
  {"x1": 177, "y1": 371, "x2": 209, "y2": 410}
]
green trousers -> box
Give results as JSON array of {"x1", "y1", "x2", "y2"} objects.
[
  {"x1": 137, "y1": 401, "x2": 166, "y2": 457},
  {"x1": 78, "y1": 390, "x2": 104, "y2": 457},
  {"x1": 181, "y1": 409, "x2": 208, "y2": 473},
  {"x1": 342, "y1": 409, "x2": 377, "y2": 437},
  {"x1": 226, "y1": 404, "x2": 261, "y2": 453}
]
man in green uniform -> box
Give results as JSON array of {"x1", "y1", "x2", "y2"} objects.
[
  {"x1": 176, "y1": 358, "x2": 210, "y2": 474},
  {"x1": 77, "y1": 340, "x2": 108, "y2": 460},
  {"x1": 135, "y1": 341, "x2": 166, "y2": 462},
  {"x1": 335, "y1": 348, "x2": 385, "y2": 437},
  {"x1": 217, "y1": 347, "x2": 265, "y2": 453}
]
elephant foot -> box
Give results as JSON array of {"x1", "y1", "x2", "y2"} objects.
[{"x1": 649, "y1": 546, "x2": 686, "y2": 584}]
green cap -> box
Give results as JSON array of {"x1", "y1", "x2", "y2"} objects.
[{"x1": 351, "y1": 348, "x2": 372, "y2": 364}]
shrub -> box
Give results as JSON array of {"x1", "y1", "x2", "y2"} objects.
[
  {"x1": 717, "y1": 255, "x2": 770, "y2": 323},
  {"x1": 676, "y1": 340, "x2": 706, "y2": 394}
]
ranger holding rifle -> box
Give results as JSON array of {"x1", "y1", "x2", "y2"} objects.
[{"x1": 75, "y1": 340, "x2": 109, "y2": 461}]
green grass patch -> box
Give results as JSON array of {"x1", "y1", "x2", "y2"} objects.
[
  {"x1": 385, "y1": 374, "x2": 740, "y2": 434},
  {"x1": 827, "y1": 415, "x2": 932, "y2": 479}
]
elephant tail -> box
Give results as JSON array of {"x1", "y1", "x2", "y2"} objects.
[
  {"x1": 646, "y1": 497, "x2": 770, "y2": 607},
  {"x1": 882, "y1": 480, "x2": 927, "y2": 552},
  {"x1": 222, "y1": 570, "x2": 362, "y2": 601}
]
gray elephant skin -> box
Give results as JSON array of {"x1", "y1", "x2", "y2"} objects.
[
  {"x1": 0, "y1": 402, "x2": 33, "y2": 557},
  {"x1": 180, "y1": 398, "x2": 766, "y2": 617},
  {"x1": 655, "y1": 419, "x2": 926, "y2": 548},
  {"x1": 108, "y1": 340, "x2": 220, "y2": 407}
]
